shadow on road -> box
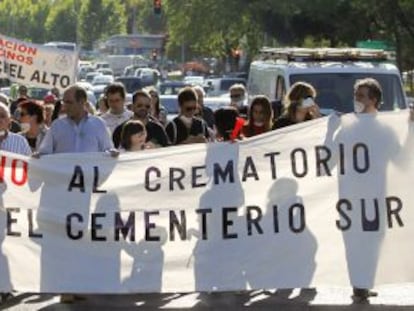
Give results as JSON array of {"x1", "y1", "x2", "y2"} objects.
[{"x1": 2, "y1": 290, "x2": 414, "y2": 310}]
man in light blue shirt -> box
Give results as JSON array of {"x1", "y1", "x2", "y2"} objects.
[
  {"x1": 35, "y1": 85, "x2": 117, "y2": 304},
  {"x1": 38, "y1": 85, "x2": 116, "y2": 155}
]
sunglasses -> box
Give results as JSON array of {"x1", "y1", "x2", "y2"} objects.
[
  {"x1": 230, "y1": 94, "x2": 243, "y2": 99},
  {"x1": 20, "y1": 112, "x2": 29, "y2": 117},
  {"x1": 135, "y1": 104, "x2": 151, "y2": 109},
  {"x1": 185, "y1": 107, "x2": 197, "y2": 112}
]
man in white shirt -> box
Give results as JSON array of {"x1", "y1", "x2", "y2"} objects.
[{"x1": 100, "y1": 83, "x2": 133, "y2": 134}]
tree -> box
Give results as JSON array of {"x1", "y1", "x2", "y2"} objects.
[
  {"x1": 79, "y1": 0, "x2": 126, "y2": 50},
  {"x1": 0, "y1": 0, "x2": 50, "y2": 43},
  {"x1": 45, "y1": 0, "x2": 77, "y2": 43},
  {"x1": 165, "y1": 0, "x2": 262, "y2": 63}
]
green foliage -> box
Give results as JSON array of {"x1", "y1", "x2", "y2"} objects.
[
  {"x1": 0, "y1": 0, "x2": 51, "y2": 42},
  {"x1": 45, "y1": 0, "x2": 77, "y2": 43},
  {"x1": 165, "y1": 0, "x2": 263, "y2": 60},
  {"x1": 79, "y1": 0, "x2": 126, "y2": 50},
  {"x1": 1, "y1": 0, "x2": 414, "y2": 71}
]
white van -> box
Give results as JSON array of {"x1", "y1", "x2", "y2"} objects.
[{"x1": 247, "y1": 47, "x2": 407, "y2": 113}]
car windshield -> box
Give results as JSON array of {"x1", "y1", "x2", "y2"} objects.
[
  {"x1": 160, "y1": 97, "x2": 179, "y2": 114},
  {"x1": 115, "y1": 78, "x2": 142, "y2": 94},
  {"x1": 219, "y1": 78, "x2": 246, "y2": 91},
  {"x1": 290, "y1": 73, "x2": 405, "y2": 113},
  {"x1": 159, "y1": 83, "x2": 187, "y2": 95},
  {"x1": 28, "y1": 87, "x2": 49, "y2": 100}
]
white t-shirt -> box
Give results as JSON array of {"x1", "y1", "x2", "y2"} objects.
[{"x1": 101, "y1": 109, "x2": 133, "y2": 134}]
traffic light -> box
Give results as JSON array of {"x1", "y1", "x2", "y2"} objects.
[
  {"x1": 233, "y1": 49, "x2": 241, "y2": 60},
  {"x1": 232, "y1": 48, "x2": 241, "y2": 70},
  {"x1": 151, "y1": 49, "x2": 158, "y2": 61},
  {"x1": 153, "y1": 0, "x2": 162, "y2": 15}
]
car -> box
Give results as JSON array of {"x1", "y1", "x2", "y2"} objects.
[
  {"x1": 114, "y1": 76, "x2": 144, "y2": 94},
  {"x1": 0, "y1": 87, "x2": 11, "y2": 97},
  {"x1": 205, "y1": 77, "x2": 246, "y2": 97},
  {"x1": 223, "y1": 71, "x2": 249, "y2": 80},
  {"x1": 247, "y1": 47, "x2": 407, "y2": 113},
  {"x1": 159, "y1": 95, "x2": 179, "y2": 121},
  {"x1": 91, "y1": 84, "x2": 107, "y2": 103},
  {"x1": 93, "y1": 61, "x2": 110, "y2": 70},
  {"x1": 134, "y1": 67, "x2": 160, "y2": 86},
  {"x1": 28, "y1": 87, "x2": 50, "y2": 101},
  {"x1": 204, "y1": 96, "x2": 230, "y2": 112},
  {"x1": 85, "y1": 72, "x2": 102, "y2": 84},
  {"x1": 78, "y1": 65, "x2": 94, "y2": 80},
  {"x1": 183, "y1": 75, "x2": 204, "y2": 86},
  {"x1": 75, "y1": 81, "x2": 94, "y2": 92},
  {"x1": 97, "y1": 68, "x2": 114, "y2": 76},
  {"x1": 158, "y1": 81, "x2": 189, "y2": 95},
  {"x1": 123, "y1": 64, "x2": 148, "y2": 77},
  {"x1": 92, "y1": 75, "x2": 114, "y2": 86}
]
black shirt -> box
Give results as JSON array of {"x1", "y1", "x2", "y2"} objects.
[
  {"x1": 113, "y1": 118, "x2": 170, "y2": 148},
  {"x1": 165, "y1": 117, "x2": 209, "y2": 145},
  {"x1": 272, "y1": 116, "x2": 296, "y2": 130},
  {"x1": 202, "y1": 106, "x2": 215, "y2": 128}
]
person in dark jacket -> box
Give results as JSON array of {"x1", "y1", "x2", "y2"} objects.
[{"x1": 165, "y1": 87, "x2": 210, "y2": 145}]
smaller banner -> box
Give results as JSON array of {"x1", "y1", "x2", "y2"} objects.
[{"x1": 0, "y1": 34, "x2": 78, "y2": 91}]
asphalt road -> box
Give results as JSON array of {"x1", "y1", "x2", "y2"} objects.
[{"x1": 2, "y1": 284, "x2": 414, "y2": 310}]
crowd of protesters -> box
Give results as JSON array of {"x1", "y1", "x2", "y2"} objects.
[
  {"x1": 0, "y1": 77, "x2": 412, "y2": 304},
  {"x1": 0, "y1": 80, "x2": 329, "y2": 158}
]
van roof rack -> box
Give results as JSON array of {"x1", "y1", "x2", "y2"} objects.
[{"x1": 259, "y1": 47, "x2": 394, "y2": 62}]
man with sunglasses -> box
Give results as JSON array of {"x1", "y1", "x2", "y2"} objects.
[
  {"x1": 165, "y1": 87, "x2": 210, "y2": 145},
  {"x1": 112, "y1": 90, "x2": 169, "y2": 148}
]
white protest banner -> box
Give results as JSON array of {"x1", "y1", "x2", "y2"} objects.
[
  {"x1": 1, "y1": 111, "x2": 414, "y2": 293},
  {"x1": 0, "y1": 34, "x2": 77, "y2": 91}
]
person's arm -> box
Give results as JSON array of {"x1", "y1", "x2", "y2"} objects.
[
  {"x1": 164, "y1": 122, "x2": 175, "y2": 145},
  {"x1": 36, "y1": 125, "x2": 55, "y2": 156},
  {"x1": 97, "y1": 119, "x2": 119, "y2": 157}
]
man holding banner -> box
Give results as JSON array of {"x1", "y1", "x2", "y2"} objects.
[{"x1": 325, "y1": 77, "x2": 414, "y2": 303}]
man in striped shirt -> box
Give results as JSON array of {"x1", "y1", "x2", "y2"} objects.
[{"x1": 0, "y1": 102, "x2": 31, "y2": 156}]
